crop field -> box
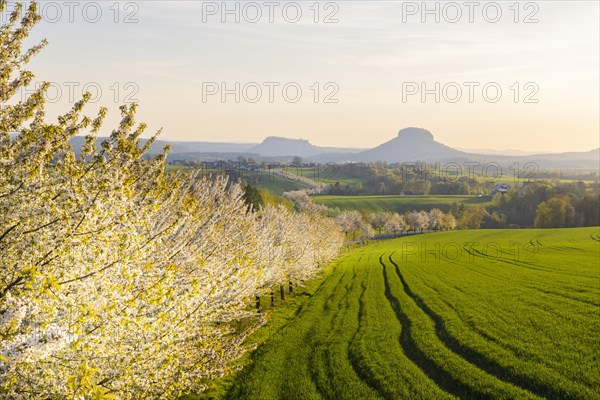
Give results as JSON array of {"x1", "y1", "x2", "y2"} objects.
[
  {"x1": 287, "y1": 167, "x2": 597, "y2": 188},
  {"x1": 166, "y1": 165, "x2": 312, "y2": 195},
  {"x1": 250, "y1": 173, "x2": 312, "y2": 195},
  {"x1": 224, "y1": 227, "x2": 600, "y2": 399},
  {"x1": 293, "y1": 167, "x2": 362, "y2": 186},
  {"x1": 313, "y1": 194, "x2": 491, "y2": 213}
]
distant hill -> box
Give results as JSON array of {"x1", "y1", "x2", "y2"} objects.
[
  {"x1": 456, "y1": 148, "x2": 536, "y2": 156},
  {"x1": 309, "y1": 128, "x2": 599, "y2": 168},
  {"x1": 248, "y1": 137, "x2": 317, "y2": 157},
  {"x1": 248, "y1": 136, "x2": 364, "y2": 157},
  {"x1": 56, "y1": 128, "x2": 599, "y2": 169},
  {"x1": 67, "y1": 136, "x2": 255, "y2": 155},
  {"x1": 66, "y1": 135, "x2": 363, "y2": 160},
  {"x1": 505, "y1": 148, "x2": 600, "y2": 169},
  {"x1": 527, "y1": 148, "x2": 600, "y2": 161},
  {"x1": 353, "y1": 127, "x2": 468, "y2": 162}
]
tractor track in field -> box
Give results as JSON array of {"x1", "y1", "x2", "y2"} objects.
[
  {"x1": 304, "y1": 262, "x2": 348, "y2": 341},
  {"x1": 408, "y1": 276, "x2": 548, "y2": 364},
  {"x1": 309, "y1": 263, "x2": 355, "y2": 400},
  {"x1": 529, "y1": 239, "x2": 543, "y2": 247},
  {"x1": 524, "y1": 285, "x2": 600, "y2": 308},
  {"x1": 388, "y1": 253, "x2": 573, "y2": 400},
  {"x1": 379, "y1": 254, "x2": 477, "y2": 399},
  {"x1": 305, "y1": 259, "x2": 353, "y2": 399},
  {"x1": 347, "y1": 258, "x2": 389, "y2": 399},
  {"x1": 439, "y1": 245, "x2": 597, "y2": 308},
  {"x1": 310, "y1": 259, "x2": 380, "y2": 400},
  {"x1": 419, "y1": 254, "x2": 600, "y2": 314},
  {"x1": 407, "y1": 257, "x2": 599, "y2": 366},
  {"x1": 462, "y1": 245, "x2": 557, "y2": 274}
]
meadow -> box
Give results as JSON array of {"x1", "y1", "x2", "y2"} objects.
[
  {"x1": 166, "y1": 165, "x2": 312, "y2": 195},
  {"x1": 251, "y1": 172, "x2": 312, "y2": 195},
  {"x1": 314, "y1": 194, "x2": 491, "y2": 213},
  {"x1": 220, "y1": 227, "x2": 600, "y2": 399}
]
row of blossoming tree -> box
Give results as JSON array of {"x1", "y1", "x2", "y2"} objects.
[
  {"x1": 335, "y1": 209, "x2": 456, "y2": 241},
  {"x1": 0, "y1": 3, "x2": 343, "y2": 398}
]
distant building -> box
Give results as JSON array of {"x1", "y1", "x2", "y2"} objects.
[{"x1": 490, "y1": 183, "x2": 510, "y2": 196}]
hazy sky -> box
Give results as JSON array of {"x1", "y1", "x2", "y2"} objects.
[{"x1": 15, "y1": 1, "x2": 600, "y2": 152}]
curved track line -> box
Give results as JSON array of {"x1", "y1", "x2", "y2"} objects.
[
  {"x1": 379, "y1": 255, "x2": 476, "y2": 399},
  {"x1": 306, "y1": 264, "x2": 350, "y2": 399},
  {"x1": 308, "y1": 264, "x2": 355, "y2": 399},
  {"x1": 388, "y1": 254, "x2": 573, "y2": 400},
  {"x1": 310, "y1": 260, "x2": 381, "y2": 400},
  {"x1": 347, "y1": 260, "x2": 389, "y2": 399}
]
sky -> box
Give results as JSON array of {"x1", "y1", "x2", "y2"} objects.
[{"x1": 11, "y1": 0, "x2": 600, "y2": 153}]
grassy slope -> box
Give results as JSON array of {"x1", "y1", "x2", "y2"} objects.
[
  {"x1": 314, "y1": 194, "x2": 491, "y2": 213},
  {"x1": 291, "y1": 167, "x2": 596, "y2": 188},
  {"x1": 165, "y1": 165, "x2": 310, "y2": 195},
  {"x1": 250, "y1": 173, "x2": 311, "y2": 196},
  {"x1": 220, "y1": 227, "x2": 600, "y2": 400},
  {"x1": 294, "y1": 167, "x2": 361, "y2": 187}
]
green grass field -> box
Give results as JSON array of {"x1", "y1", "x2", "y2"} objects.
[
  {"x1": 314, "y1": 194, "x2": 491, "y2": 213},
  {"x1": 293, "y1": 166, "x2": 360, "y2": 186},
  {"x1": 285, "y1": 166, "x2": 597, "y2": 189},
  {"x1": 250, "y1": 173, "x2": 312, "y2": 195},
  {"x1": 221, "y1": 227, "x2": 600, "y2": 399},
  {"x1": 165, "y1": 165, "x2": 311, "y2": 195}
]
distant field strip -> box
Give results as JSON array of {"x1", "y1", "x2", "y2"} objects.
[
  {"x1": 226, "y1": 228, "x2": 600, "y2": 400},
  {"x1": 313, "y1": 195, "x2": 491, "y2": 213}
]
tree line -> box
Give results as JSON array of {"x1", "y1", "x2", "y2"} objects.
[
  {"x1": 323, "y1": 162, "x2": 598, "y2": 198},
  {"x1": 489, "y1": 181, "x2": 599, "y2": 228}
]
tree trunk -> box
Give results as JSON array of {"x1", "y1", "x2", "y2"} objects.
[{"x1": 280, "y1": 284, "x2": 285, "y2": 300}]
